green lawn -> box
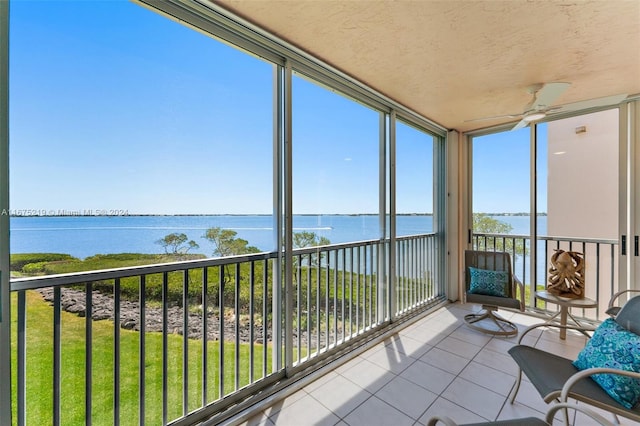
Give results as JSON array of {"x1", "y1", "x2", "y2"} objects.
[{"x1": 10, "y1": 291, "x2": 275, "y2": 426}]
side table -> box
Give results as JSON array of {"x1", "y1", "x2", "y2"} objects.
[{"x1": 534, "y1": 290, "x2": 597, "y2": 340}]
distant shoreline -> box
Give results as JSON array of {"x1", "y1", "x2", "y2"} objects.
[{"x1": 8, "y1": 212, "x2": 546, "y2": 218}]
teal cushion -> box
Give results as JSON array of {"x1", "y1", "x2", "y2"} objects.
[
  {"x1": 468, "y1": 267, "x2": 508, "y2": 297},
  {"x1": 573, "y1": 318, "x2": 640, "y2": 409}
]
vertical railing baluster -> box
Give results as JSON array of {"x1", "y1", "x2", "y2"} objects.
[
  {"x1": 17, "y1": 290, "x2": 26, "y2": 426},
  {"x1": 307, "y1": 255, "x2": 311, "y2": 356},
  {"x1": 325, "y1": 249, "x2": 329, "y2": 349},
  {"x1": 355, "y1": 246, "x2": 360, "y2": 334},
  {"x1": 262, "y1": 260, "x2": 268, "y2": 377},
  {"x1": 249, "y1": 261, "x2": 255, "y2": 383},
  {"x1": 341, "y1": 249, "x2": 346, "y2": 340},
  {"x1": 139, "y1": 275, "x2": 146, "y2": 425},
  {"x1": 201, "y1": 267, "x2": 208, "y2": 406},
  {"x1": 53, "y1": 286, "x2": 61, "y2": 426},
  {"x1": 85, "y1": 282, "x2": 92, "y2": 426},
  {"x1": 296, "y1": 254, "x2": 301, "y2": 363},
  {"x1": 349, "y1": 247, "x2": 354, "y2": 338},
  {"x1": 368, "y1": 244, "x2": 373, "y2": 327},
  {"x1": 162, "y1": 272, "x2": 168, "y2": 425},
  {"x1": 333, "y1": 250, "x2": 338, "y2": 346},
  {"x1": 234, "y1": 263, "x2": 240, "y2": 391},
  {"x1": 315, "y1": 250, "x2": 322, "y2": 355},
  {"x1": 182, "y1": 270, "x2": 189, "y2": 415},
  {"x1": 114, "y1": 278, "x2": 121, "y2": 426},
  {"x1": 219, "y1": 266, "x2": 225, "y2": 399},
  {"x1": 595, "y1": 243, "x2": 600, "y2": 318}
]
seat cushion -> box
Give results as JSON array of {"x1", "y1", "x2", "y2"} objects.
[
  {"x1": 509, "y1": 345, "x2": 620, "y2": 403},
  {"x1": 466, "y1": 292, "x2": 521, "y2": 310},
  {"x1": 468, "y1": 266, "x2": 508, "y2": 297},
  {"x1": 573, "y1": 318, "x2": 640, "y2": 409}
]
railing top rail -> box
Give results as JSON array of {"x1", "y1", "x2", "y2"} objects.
[
  {"x1": 290, "y1": 233, "x2": 435, "y2": 256},
  {"x1": 10, "y1": 251, "x2": 278, "y2": 291},
  {"x1": 396, "y1": 233, "x2": 436, "y2": 242},
  {"x1": 472, "y1": 232, "x2": 617, "y2": 245}
]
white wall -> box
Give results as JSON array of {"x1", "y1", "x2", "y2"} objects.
[{"x1": 547, "y1": 109, "x2": 619, "y2": 240}]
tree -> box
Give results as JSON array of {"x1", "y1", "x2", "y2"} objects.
[
  {"x1": 293, "y1": 231, "x2": 331, "y2": 250},
  {"x1": 155, "y1": 233, "x2": 199, "y2": 255},
  {"x1": 203, "y1": 227, "x2": 260, "y2": 286},
  {"x1": 202, "y1": 227, "x2": 260, "y2": 257},
  {"x1": 292, "y1": 231, "x2": 331, "y2": 276},
  {"x1": 472, "y1": 213, "x2": 527, "y2": 258}
]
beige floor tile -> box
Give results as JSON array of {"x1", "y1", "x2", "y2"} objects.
[
  {"x1": 262, "y1": 389, "x2": 308, "y2": 417},
  {"x1": 383, "y1": 333, "x2": 433, "y2": 359},
  {"x1": 232, "y1": 304, "x2": 604, "y2": 426},
  {"x1": 417, "y1": 396, "x2": 487, "y2": 425},
  {"x1": 440, "y1": 377, "x2": 506, "y2": 421},
  {"x1": 236, "y1": 411, "x2": 275, "y2": 426},
  {"x1": 267, "y1": 393, "x2": 340, "y2": 426},
  {"x1": 308, "y1": 374, "x2": 371, "y2": 419},
  {"x1": 399, "y1": 359, "x2": 456, "y2": 395},
  {"x1": 339, "y1": 358, "x2": 395, "y2": 394},
  {"x1": 458, "y1": 361, "x2": 517, "y2": 396},
  {"x1": 362, "y1": 342, "x2": 417, "y2": 374},
  {"x1": 374, "y1": 375, "x2": 438, "y2": 420},
  {"x1": 495, "y1": 400, "x2": 545, "y2": 422},
  {"x1": 509, "y1": 379, "x2": 553, "y2": 414},
  {"x1": 342, "y1": 395, "x2": 415, "y2": 426},
  {"x1": 418, "y1": 347, "x2": 469, "y2": 375},
  {"x1": 472, "y1": 346, "x2": 520, "y2": 376},
  {"x1": 435, "y1": 335, "x2": 483, "y2": 359},
  {"x1": 449, "y1": 325, "x2": 493, "y2": 347},
  {"x1": 304, "y1": 370, "x2": 341, "y2": 394}
]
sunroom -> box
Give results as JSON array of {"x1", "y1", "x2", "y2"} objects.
[{"x1": 0, "y1": 1, "x2": 639, "y2": 425}]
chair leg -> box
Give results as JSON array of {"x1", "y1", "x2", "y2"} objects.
[
  {"x1": 464, "y1": 307, "x2": 518, "y2": 337},
  {"x1": 509, "y1": 370, "x2": 522, "y2": 404}
]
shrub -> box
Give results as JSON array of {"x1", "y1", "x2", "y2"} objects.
[{"x1": 11, "y1": 253, "x2": 77, "y2": 271}]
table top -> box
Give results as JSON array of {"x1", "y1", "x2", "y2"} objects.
[{"x1": 535, "y1": 290, "x2": 598, "y2": 308}]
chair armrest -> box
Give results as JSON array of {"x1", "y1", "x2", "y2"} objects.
[
  {"x1": 559, "y1": 367, "x2": 640, "y2": 403},
  {"x1": 545, "y1": 402, "x2": 615, "y2": 426},
  {"x1": 607, "y1": 289, "x2": 640, "y2": 310},
  {"x1": 513, "y1": 275, "x2": 525, "y2": 312},
  {"x1": 426, "y1": 415, "x2": 459, "y2": 426},
  {"x1": 516, "y1": 322, "x2": 596, "y2": 344}
]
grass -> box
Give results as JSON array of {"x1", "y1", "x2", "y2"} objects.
[{"x1": 10, "y1": 291, "x2": 276, "y2": 426}]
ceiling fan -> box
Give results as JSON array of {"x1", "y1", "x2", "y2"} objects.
[{"x1": 467, "y1": 82, "x2": 628, "y2": 131}]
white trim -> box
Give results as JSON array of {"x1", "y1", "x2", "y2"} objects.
[{"x1": 0, "y1": 0, "x2": 11, "y2": 423}]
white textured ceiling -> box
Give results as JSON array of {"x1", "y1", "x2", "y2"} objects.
[{"x1": 213, "y1": 0, "x2": 640, "y2": 132}]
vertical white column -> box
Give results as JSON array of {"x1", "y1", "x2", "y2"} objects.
[
  {"x1": 446, "y1": 130, "x2": 460, "y2": 301},
  {"x1": 377, "y1": 112, "x2": 387, "y2": 321},
  {"x1": 389, "y1": 111, "x2": 397, "y2": 319},
  {"x1": 0, "y1": 1, "x2": 12, "y2": 424},
  {"x1": 283, "y1": 60, "x2": 293, "y2": 371}
]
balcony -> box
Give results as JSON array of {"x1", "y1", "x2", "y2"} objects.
[
  {"x1": 232, "y1": 304, "x2": 619, "y2": 426},
  {"x1": 9, "y1": 231, "x2": 623, "y2": 425}
]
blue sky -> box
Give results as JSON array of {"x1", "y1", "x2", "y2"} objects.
[{"x1": 9, "y1": 0, "x2": 532, "y2": 215}]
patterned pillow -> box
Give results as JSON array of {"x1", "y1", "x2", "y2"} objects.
[
  {"x1": 573, "y1": 318, "x2": 640, "y2": 409},
  {"x1": 468, "y1": 267, "x2": 508, "y2": 297}
]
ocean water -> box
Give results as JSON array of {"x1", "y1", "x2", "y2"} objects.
[
  {"x1": 10, "y1": 214, "x2": 435, "y2": 258},
  {"x1": 9, "y1": 214, "x2": 539, "y2": 259}
]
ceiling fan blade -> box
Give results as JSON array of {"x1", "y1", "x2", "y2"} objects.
[
  {"x1": 511, "y1": 119, "x2": 529, "y2": 131},
  {"x1": 531, "y1": 82, "x2": 571, "y2": 109},
  {"x1": 551, "y1": 93, "x2": 628, "y2": 114}
]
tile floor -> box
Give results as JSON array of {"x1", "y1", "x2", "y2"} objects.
[{"x1": 234, "y1": 303, "x2": 636, "y2": 426}]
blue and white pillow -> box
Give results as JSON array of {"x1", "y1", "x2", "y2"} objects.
[
  {"x1": 468, "y1": 266, "x2": 508, "y2": 297},
  {"x1": 573, "y1": 318, "x2": 640, "y2": 409}
]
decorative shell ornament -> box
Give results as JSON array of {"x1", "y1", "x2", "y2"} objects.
[{"x1": 547, "y1": 249, "x2": 585, "y2": 298}]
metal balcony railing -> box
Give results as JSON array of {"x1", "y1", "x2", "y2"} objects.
[
  {"x1": 10, "y1": 233, "x2": 444, "y2": 426},
  {"x1": 472, "y1": 232, "x2": 619, "y2": 320}
]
